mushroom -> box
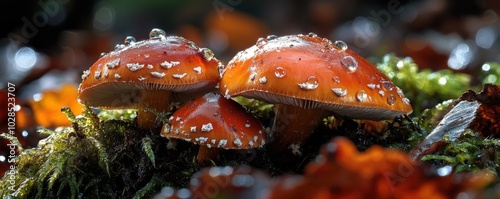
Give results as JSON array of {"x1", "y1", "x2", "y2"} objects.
[
  {"x1": 78, "y1": 28, "x2": 221, "y2": 128},
  {"x1": 161, "y1": 92, "x2": 266, "y2": 163},
  {"x1": 219, "y1": 34, "x2": 413, "y2": 153}
]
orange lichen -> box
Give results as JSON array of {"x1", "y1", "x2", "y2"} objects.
[{"x1": 30, "y1": 84, "x2": 83, "y2": 127}]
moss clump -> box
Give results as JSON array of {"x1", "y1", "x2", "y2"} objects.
[
  {"x1": 0, "y1": 106, "x2": 189, "y2": 198},
  {"x1": 421, "y1": 130, "x2": 500, "y2": 174},
  {"x1": 377, "y1": 54, "x2": 471, "y2": 115}
]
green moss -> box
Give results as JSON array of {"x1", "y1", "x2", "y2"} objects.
[
  {"x1": 421, "y1": 130, "x2": 500, "y2": 174},
  {"x1": 478, "y1": 62, "x2": 500, "y2": 85},
  {"x1": 0, "y1": 106, "x2": 176, "y2": 198},
  {"x1": 376, "y1": 54, "x2": 471, "y2": 115}
]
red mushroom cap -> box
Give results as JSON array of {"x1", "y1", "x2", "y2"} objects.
[
  {"x1": 78, "y1": 29, "x2": 221, "y2": 109},
  {"x1": 162, "y1": 92, "x2": 266, "y2": 149},
  {"x1": 220, "y1": 34, "x2": 412, "y2": 120}
]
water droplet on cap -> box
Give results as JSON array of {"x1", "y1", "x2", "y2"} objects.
[
  {"x1": 199, "y1": 48, "x2": 214, "y2": 61},
  {"x1": 149, "y1": 28, "x2": 166, "y2": 40},
  {"x1": 341, "y1": 56, "x2": 358, "y2": 72},
  {"x1": 266, "y1": 35, "x2": 278, "y2": 40},
  {"x1": 332, "y1": 76, "x2": 341, "y2": 83},
  {"x1": 403, "y1": 98, "x2": 411, "y2": 105},
  {"x1": 334, "y1": 40, "x2": 348, "y2": 51},
  {"x1": 381, "y1": 81, "x2": 395, "y2": 91},
  {"x1": 298, "y1": 76, "x2": 319, "y2": 90},
  {"x1": 332, "y1": 88, "x2": 348, "y2": 97},
  {"x1": 307, "y1": 32, "x2": 317, "y2": 37},
  {"x1": 387, "y1": 94, "x2": 396, "y2": 105},
  {"x1": 124, "y1": 36, "x2": 136, "y2": 45},
  {"x1": 99, "y1": 52, "x2": 107, "y2": 58},
  {"x1": 275, "y1": 67, "x2": 286, "y2": 78},
  {"x1": 256, "y1": 37, "x2": 267, "y2": 46},
  {"x1": 114, "y1": 44, "x2": 125, "y2": 51},
  {"x1": 356, "y1": 90, "x2": 368, "y2": 102}
]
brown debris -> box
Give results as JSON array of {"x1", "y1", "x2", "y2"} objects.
[
  {"x1": 410, "y1": 84, "x2": 500, "y2": 159},
  {"x1": 460, "y1": 84, "x2": 500, "y2": 138}
]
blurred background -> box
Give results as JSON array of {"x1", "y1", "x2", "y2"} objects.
[{"x1": 0, "y1": 0, "x2": 500, "y2": 172}]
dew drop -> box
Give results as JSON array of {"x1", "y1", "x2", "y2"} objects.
[
  {"x1": 274, "y1": 67, "x2": 286, "y2": 78},
  {"x1": 403, "y1": 98, "x2": 411, "y2": 105},
  {"x1": 331, "y1": 88, "x2": 347, "y2": 97},
  {"x1": 387, "y1": 94, "x2": 396, "y2": 105},
  {"x1": 249, "y1": 72, "x2": 257, "y2": 81},
  {"x1": 266, "y1": 35, "x2": 278, "y2": 40},
  {"x1": 381, "y1": 81, "x2": 395, "y2": 91},
  {"x1": 256, "y1": 37, "x2": 267, "y2": 46},
  {"x1": 298, "y1": 76, "x2": 319, "y2": 90},
  {"x1": 259, "y1": 76, "x2": 267, "y2": 84},
  {"x1": 334, "y1": 40, "x2": 348, "y2": 51},
  {"x1": 124, "y1": 36, "x2": 136, "y2": 45},
  {"x1": 307, "y1": 32, "x2": 317, "y2": 37},
  {"x1": 114, "y1": 44, "x2": 125, "y2": 51},
  {"x1": 332, "y1": 76, "x2": 341, "y2": 83},
  {"x1": 99, "y1": 52, "x2": 107, "y2": 58},
  {"x1": 356, "y1": 90, "x2": 368, "y2": 102},
  {"x1": 149, "y1": 28, "x2": 166, "y2": 40},
  {"x1": 396, "y1": 87, "x2": 405, "y2": 97},
  {"x1": 341, "y1": 56, "x2": 358, "y2": 72},
  {"x1": 199, "y1": 48, "x2": 214, "y2": 61},
  {"x1": 367, "y1": 83, "x2": 376, "y2": 89}
]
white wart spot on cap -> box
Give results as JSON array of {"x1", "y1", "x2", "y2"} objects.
[
  {"x1": 233, "y1": 138, "x2": 242, "y2": 147},
  {"x1": 195, "y1": 137, "x2": 208, "y2": 144},
  {"x1": 106, "y1": 58, "x2": 120, "y2": 69},
  {"x1": 127, "y1": 63, "x2": 144, "y2": 71},
  {"x1": 114, "y1": 74, "x2": 121, "y2": 79},
  {"x1": 218, "y1": 139, "x2": 228, "y2": 148},
  {"x1": 190, "y1": 126, "x2": 197, "y2": 132},
  {"x1": 193, "y1": 66, "x2": 202, "y2": 74},
  {"x1": 201, "y1": 123, "x2": 213, "y2": 132},
  {"x1": 160, "y1": 61, "x2": 180, "y2": 69},
  {"x1": 173, "y1": 73, "x2": 187, "y2": 79},
  {"x1": 151, "y1": 72, "x2": 166, "y2": 78},
  {"x1": 81, "y1": 70, "x2": 90, "y2": 80}
]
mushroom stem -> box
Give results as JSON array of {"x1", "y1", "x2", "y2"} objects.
[
  {"x1": 137, "y1": 90, "x2": 171, "y2": 128},
  {"x1": 196, "y1": 146, "x2": 222, "y2": 164},
  {"x1": 269, "y1": 104, "x2": 327, "y2": 154}
]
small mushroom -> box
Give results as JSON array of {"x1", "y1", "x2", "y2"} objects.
[
  {"x1": 161, "y1": 92, "x2": 266, "y2": 163},
  {"x1": 78, "y1": 28, "x2": 221, "y2": 128},
  {"x1": 219, "y1": 34, "x2": 413, "y2": 153}
]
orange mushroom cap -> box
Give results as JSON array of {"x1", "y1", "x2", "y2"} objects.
[
  {"x1": 162, "y1": 92, "x2": 266, "y2": 149},
  {"x1": 78, "y1": 29, "x2": 221, "y2": 109},
  {"x1": 220, "y1": 34, "x2": 412, "y2": 120}
]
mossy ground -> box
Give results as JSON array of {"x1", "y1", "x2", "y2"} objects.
[{"x1": 1, "y1": 55, "x2": 499, "y2": 198}]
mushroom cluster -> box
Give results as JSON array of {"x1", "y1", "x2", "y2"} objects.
[
  {"x1": 78, "y1": 28, "x2": 221, "y2": 128},
  {"x1": 78, "y1": 30, "x2": 413, "y2": 163},
  {"x1": 219, "y1": 34, "x2": 413, "y2": 153}
]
